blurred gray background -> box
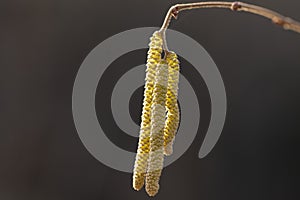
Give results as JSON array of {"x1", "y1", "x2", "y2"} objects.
[{"x1": 1, "y1": 0, "x2": 300, "y2": 199}]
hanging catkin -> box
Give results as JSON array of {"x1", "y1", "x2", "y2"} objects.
[
  {"x1": 163, "y1": 51, "x2": 180, "y2": 155},
  {"x1": 132, "y1": 31, "x2": 163, "y2": 191},
  {"x1": 133, "y1": 31, "x2": 181, "y2": 196},
  {"x1": 145, "y1": 60, "x2": 168, "y2": 196}
]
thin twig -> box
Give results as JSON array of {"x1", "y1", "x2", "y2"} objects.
[{"x1": 158, "y1": 1, "x2": 300, "y2": 52}]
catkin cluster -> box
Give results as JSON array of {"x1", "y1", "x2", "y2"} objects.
[{"x1": 133, "y1": 31, "x2": 181, "y2": 196}]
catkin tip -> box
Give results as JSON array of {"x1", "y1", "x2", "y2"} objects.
[
  {"x1": 133, "y1": 183, "x2": 143, "y2": 191},
  {"x1": 146, "y1": 187, "x2": 159, "y2": 197},
  {"x1": 164, "y1": 142, "x2": 173, "y2": 156},
  {"x1": 133, "y1": 173, "x2": 145, "y2": 191},
  {"x1": 145, "y1": 177, "x2": 160, "y2": 197}
]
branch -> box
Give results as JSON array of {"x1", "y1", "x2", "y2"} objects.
[{"x1": 158, "y1": 1, "x2": 300, "y2": 52}]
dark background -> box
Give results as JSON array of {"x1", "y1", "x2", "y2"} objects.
[{"x1": 1, "y1": 0, "x2": 300, "y2": 199}]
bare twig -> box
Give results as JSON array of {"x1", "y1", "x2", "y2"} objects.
[{"x1": 158, "y1": 1, "x2": 300, "y2": 52}]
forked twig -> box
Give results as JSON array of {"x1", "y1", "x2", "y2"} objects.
[{"x1": 158, "y1": 1, "x2": 300, "y2": 52}]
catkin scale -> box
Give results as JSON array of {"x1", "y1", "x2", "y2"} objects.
[
  {"x1": 132, "y1": 31, "x2": 163, "y2": 191},
  {"x1": 145, "y1": 61, "x2": 168, "y2": 197},
  {"x1": 163, "y1": 52, "x2": 180, "y2": 155}
]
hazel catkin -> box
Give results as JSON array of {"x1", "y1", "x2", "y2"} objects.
[
  {"x1": 163, "y1": 51, "x2": 180, "y2": 156},
  {"x1": 133, "y1": 31, "x2": 163, "y2": 191},
  {"x1": 145, "y1": 60, "x2": 168, "y2": 196}
]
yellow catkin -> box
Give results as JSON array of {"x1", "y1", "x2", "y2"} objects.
[
  {"x1": 145, "y1": 60, "x2": 168, "y2": 197},
  {"x1": 133, "y1": 31, "x2": 163, "y2": 191},
  {"x1": 163, "y1": 52, "x2": 180, "y2": 156}
]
